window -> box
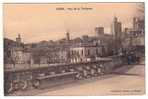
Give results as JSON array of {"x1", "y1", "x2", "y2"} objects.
[
  {"x1": 81, "y1": 50, "x2": 83, "y2": 55},
  {"x1": 71, "y1": 50, "x2": 73, "y2": 55},
  {"x1": 96, "y1": 49, "x2": 98, "y2": 55},
  {"x1": 87, "y1": 49, "x2": 90, "y2": 56}
]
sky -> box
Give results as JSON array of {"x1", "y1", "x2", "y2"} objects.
[{"x1": 3, "y1": 3, "x2": 143, "y2": 43}]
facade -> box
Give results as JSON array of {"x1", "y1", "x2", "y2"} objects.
[
  {"x1": 58, "y1": 49, "x2": 70, "y2": 63},
  {"x1": 95, "y1": 27, "x2": 104, "y2": 36},
  {"x1": 70, "y1": 44, "x2": 103, "y2": 63},
  {"x1": 6, "y1": 34, "x2": 32, "y2": 64},
  {"x1": 123, "y1": 17, "x2": 144, "y2": 50},
  {"x1": 66, "y1": 32, "x2": 70, "y2": 41},
  {"x1": 111, "y1": 17, "x2": 122, "y2": 53},
  {"x1": 11, "y1": 47, "x2": 31, "y2": 64},
  {"x1": 133, "y1": 17, "x2": 144, "y2": 33},
  {"x1": 111, "y1": 17, "x2": 122, "y2": 36},
  {"x1": 40, "y1": 56, "x2": 48, "y2": 64},
  {"x1": 31, "y1": 47, "x2": 70, "y2": 64},
  {"x1": 16, "y1": 34, "x2": 22, "y2": 47},
  {"x1": 123, "y1": 29, "x2": 144, "y2": 50}
]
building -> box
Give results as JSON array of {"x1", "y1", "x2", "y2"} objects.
[
  {"x1": 133, "y1": 17, "x2": 144, "y2": 33},
  {"x1": 58, "y1": 48, "x2": 70, "y2": 63},
  {"x1": 124, "y1": 29, "x2": 144, "y2": 48},
  {"x1": 111, "y1": 16, "x2": 122, "y2": 53},
  {"x1": 132, "y1": 17, "x2": 144, "y2": 46},
  {"x1": 6, "y1": 34, "x2": 32, "y2": 64},
  {"x1": 16, "y1": 34, "x2": 22, "y2": 47},
  {"x1": 66, "y1": 31, "x2": 70, "y2": 41},
  {"x1": 40, "y1": 56, "x2": 48, "y2": 64},
  {"x1": 69, "y1": 43, "x2": 103, "y2": 63},
  {"x1": 111, "y1": 17, "x2": 122, "y2": 36},
  {"x1": 122, "y1": 17, "x2": 144, "y2": 53},
  {"x1": 95, "y1": 27, "x2": 104, "y2": 36},
  {"x1": 10, "y1": 47, "x2": 31, "y2": 64}
]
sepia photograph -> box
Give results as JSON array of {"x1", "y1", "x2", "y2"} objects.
[{"x1": 3, "y1": 2, "x2": 145, "y2": 96}]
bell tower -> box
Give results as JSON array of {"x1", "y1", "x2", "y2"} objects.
[{"x1": 16, "y1": 34, "x2": 22, "y2": 46}]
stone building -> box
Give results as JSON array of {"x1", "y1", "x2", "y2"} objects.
[
  {"x1": 69, "y1": 43, "x2": 103, "y2": 63},
  {"x1": 95, "y1": 27, "x2": 104, "y2": 37},
  {"x1": 16, "y1": 34, "x2": 22, "y2": 47},
  {"x1": 7, "y1": 34, "x2": 32, "y2": 64},
  {"x1": 111, "y1": 16, "x2": 122, "y2": 53},
  {"x1": 133, "y1": 17, "x2": 144, "y2": 33},
  {"x1": 122, "y1": 17, "x2": 144, "y2": 51},
  {"x1": 10, "y1": 47, "x2": 31, "y2": 64}
]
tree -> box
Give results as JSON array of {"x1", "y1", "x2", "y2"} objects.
[{"x1": 137, "y1": 3, "x2": 144, "y2": 19}]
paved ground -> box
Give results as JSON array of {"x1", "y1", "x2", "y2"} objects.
[{"x1": 38, "y1": 60, "x2": 145, "y2": 96}]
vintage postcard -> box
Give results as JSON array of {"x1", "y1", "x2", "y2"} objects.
[{"x1": 3, "y1": 3, "x2": 145, "y2": 96}]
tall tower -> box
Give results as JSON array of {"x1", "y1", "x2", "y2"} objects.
[
  {"x1": 66, "y1": 31, "x2": 70, "y2": 41},
  {"x1": 16, "y1": 34, "x2": 22, "y2": 46},
  {"x1": 16, "y1": 34, "x2": 21, "y2": 43},
  {"x1": 111, "y1": 16, "x2": 122, "y2": 36},
  {"x1": 133, "y1": 17, "x2": 136, "y2": 30},
  {"x1": 111, "y1": 16, "x2": 122, "y2": 54}
]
